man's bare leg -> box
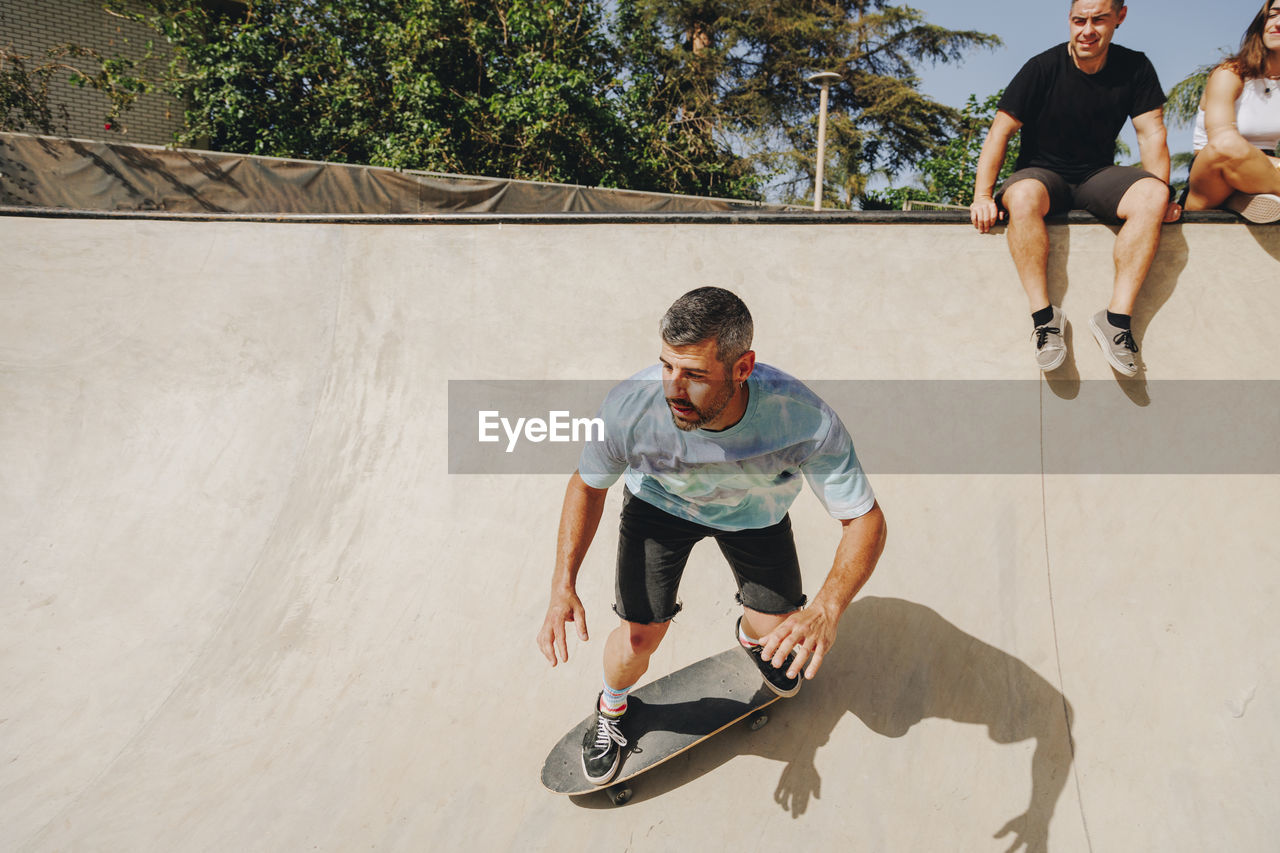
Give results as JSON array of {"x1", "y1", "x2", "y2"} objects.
[
  {"x1": 741, "y1": 607, "x2": 788, "y2": 641},
  {"x1": 584, "y1": 619, "x2": 667, "y2": 784},
  {"x1": 602, "y1": 619, "x2": 669, "y2": 693},
  {"x1": 1087, "y1": 177, "x2": 1169, "y2": 376},
  {"x1": 1001, "y1": 179, "x2": 1054, "y2": 312},
  {"x1": 1110, "y1": 177, "x2": 1170, "y2": 315},
  {"x1": 1000, "y1": 179, "x2": 1068, "y2": 370}
]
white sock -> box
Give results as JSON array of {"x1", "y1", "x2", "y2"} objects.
[{"x1": 600, "y1": 678, "x2": 630, "y2": 716}]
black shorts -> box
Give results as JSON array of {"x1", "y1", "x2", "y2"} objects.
[
  {"x1": 613, "y1": 490, "x2": 806, "y2": 625},
  {"x1": 995, "y1": 165, "x2": 1163, "y2": 224}
]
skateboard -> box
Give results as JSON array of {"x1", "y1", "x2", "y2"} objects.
[{"x1": 540, "y1": 645, "x2": 783, "y2": 805}]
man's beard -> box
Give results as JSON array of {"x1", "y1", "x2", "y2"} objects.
[{"x1": 666, "y1": 380, "x2": 738, "y2": 431}]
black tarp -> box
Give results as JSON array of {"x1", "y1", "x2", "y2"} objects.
[{"x1": 0, "y1": 132, "x2": 793, "y2": 215}]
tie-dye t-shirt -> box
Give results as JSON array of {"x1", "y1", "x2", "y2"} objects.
[{"x1": 577, "y1": 363, "x2": 875, "y2": 531}]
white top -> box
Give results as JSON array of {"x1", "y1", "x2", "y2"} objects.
[
  {"x1": 577, "y1": 362, "x2": 876, "y2": 531},
  {"x1": 1193, "y1": 77, "x2": 1280, "y2": 152}
]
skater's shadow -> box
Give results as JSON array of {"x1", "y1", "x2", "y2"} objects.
[{"x1": 581, "y1": 597, "x2": 1074, "y2": 853}]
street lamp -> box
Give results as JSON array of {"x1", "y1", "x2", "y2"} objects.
[{"x1": 805, "y1": 71, "x2": 842, "y2": 211}]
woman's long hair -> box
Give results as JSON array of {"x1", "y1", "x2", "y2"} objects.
[{"x1": 1224, "y1": 0, "x2": 1278, "y2": 80}]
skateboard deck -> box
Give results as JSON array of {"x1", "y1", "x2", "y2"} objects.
[{"x1": 541, "y1": 645, "x2": 782, "y2": 803}]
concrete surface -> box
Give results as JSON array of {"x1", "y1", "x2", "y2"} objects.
[{"x1": 2, "y1": 214, "x2": 1277, "y2": 852}]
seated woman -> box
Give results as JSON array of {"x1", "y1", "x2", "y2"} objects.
[{"x1": 1185, "y1": 0, "x2": 1280, "y2": 223}]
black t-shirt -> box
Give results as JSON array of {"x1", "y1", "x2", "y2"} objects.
[{"x1": 998, "y1": 43, "x2": 1166, "y2": 183}]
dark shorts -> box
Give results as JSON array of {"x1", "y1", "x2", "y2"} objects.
[
  {"x1": 995, "y1": 165, "x2": 1163, "y2": 224},
  {"x1": 614, "y1": 490, "x2": 806, "y2": 625}
]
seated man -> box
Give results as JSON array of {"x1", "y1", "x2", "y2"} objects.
[{"x1": 970, "y1": 0, "x2": 1181, "y2": 376}]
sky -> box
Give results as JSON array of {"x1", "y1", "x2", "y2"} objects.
[{"x1": 905, "y1": 0, "x2": 1252, "y2": 153}]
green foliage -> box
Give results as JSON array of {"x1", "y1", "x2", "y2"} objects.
[
  {"x1": 863, "y1": 91, "x2": 1017, "y2": 209},
  {"x1": 0, "y1": 43, "x2": 146, "y2": 134},
  {"x1": 111, "y1": 1, "x2": 633, "y2": 184},
  {"x1": 609, "y1": 0, "x2": 762, "y2": 197},
  {"x1": 9, "y1": 0, "x2": 1000, "y2": 199},
  {"x1": 1166, "y1": 64, "x2": 1214, "y2": 127},
  {"x1": 616, "y1": 0, "x2": 1001, "y2": 204},
  {"x1": 1163, "y1": 63, "x2": 1223, "y2": 191},
  {"x1": 856, "y1": 183, "x2": 931, "y2": 211},
  {"x1": 98, "y1": 0, "x2": 760, "y2": 196}
]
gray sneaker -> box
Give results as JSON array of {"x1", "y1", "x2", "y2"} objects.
[
  {"x1": 1225, "y1": 191, "x2": 1280, "y2": 224},
  {"x1": 1032, "y1": 306, "x2": 1067, "y2": 372},
  {"x1": 1089, "y1": 311, "x2": 1139, "y2": 376}
]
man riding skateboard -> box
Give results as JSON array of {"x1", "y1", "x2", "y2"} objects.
[
  {"x1": 536, "y1": 287, "x2": 887, "y2": 786},
  {"x1": 969, "y1": 0, "x2": 1182, "y2": 376}
]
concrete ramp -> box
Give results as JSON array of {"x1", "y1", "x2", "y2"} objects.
[{"x1": 2, "y1": 214, "x2": 1277, "y2": 851}]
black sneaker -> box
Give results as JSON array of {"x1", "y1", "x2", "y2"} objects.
[
  {"x1": 581, "y1": 696, "x2": 627, "y2": 785},
  {"x1": 736, "y1": 617, "x2": 801, "y2": 698}
]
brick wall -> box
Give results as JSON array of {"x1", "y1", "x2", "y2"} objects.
[{"x1": 1, "y1": 0, "x2": 184, "y2": 144}]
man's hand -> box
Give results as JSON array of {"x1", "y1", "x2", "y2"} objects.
[
  {"x1": 970, "y1": 110, "x2": 1021, "y2": 234},
  {"x1": 758, "y1": 503, "x2": 886, "y2": 681},
  {"x1": 1163, "y1": 200, "x2": 1183, "y2": 223},
  {"x1": 538, "y1": 588, "x2": 588, "y2": 666},
  {"x1": 759, "y1": 602, "x2": 841, "y2": 681},
  {"x1": 970, "y1": 195, "x2": 1004, "y2": 233},
  {"x1": 537, "y1": 472, "x2": 607, "y2": 666}
]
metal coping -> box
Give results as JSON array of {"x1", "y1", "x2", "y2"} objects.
[{"x1": 0, "y1": 204, "x2": 1251, "y2": 226}]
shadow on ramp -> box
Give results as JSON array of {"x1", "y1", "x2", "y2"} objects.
[
  {"x1": 1245, "y1": 222, "x2": 1280, "y2": 261},
  {"x1": 1045, "y1": 223, "x2": 1190, "y2": 406},
  {"x1": 572, "y1": 597, "x2": 1074, "y2": 852}
]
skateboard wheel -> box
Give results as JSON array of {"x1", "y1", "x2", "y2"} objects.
[
  {"x1": 749, "y1": 713, "x2": 769, "y2": 731},
  {"x1": 608, "y1": 784, "x2": 632, "y2": 806}
]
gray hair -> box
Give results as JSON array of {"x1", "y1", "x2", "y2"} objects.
[{"x1": 659, "y1": 287, "x2": 754, "y2": 366}]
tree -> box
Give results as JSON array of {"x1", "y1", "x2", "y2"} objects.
[
  {"x1": 609, "y1": 1, "x2": 761, "y2": 197},
  {"x1": 615, "y1": 0, "x2": 1001, "y2": 203},
  {"x1": 862, "y1": 91, "x2": 1017, "y2": 209},
  {"x1": 110, "y1": 1, "x2": 623, "y2": 180},
  {"x1": 1166, "y1": 64, "x2": 1214, "y2": 127},
  {"x1": 26, "y1": 0, "x2": 997, "y2": 200},
  {"x1": 98, "y1": 0, "x2": 761, "y2": 196},
  {"x1": 1162, "y1": 63, "x2": 1218, "y2": 189},
  {"x1": 0, "y1": 43, "x2": 146, "y2": 134}
]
